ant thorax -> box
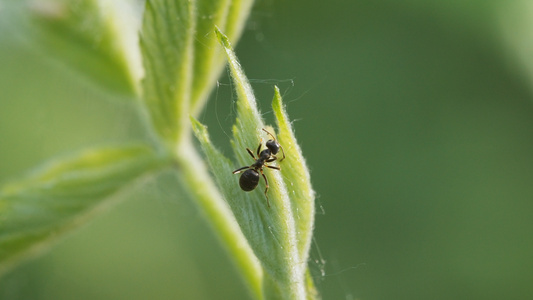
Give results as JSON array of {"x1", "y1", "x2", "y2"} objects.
[{"x1": 258, "y1": 149, "x2": 272, "y2": 160}]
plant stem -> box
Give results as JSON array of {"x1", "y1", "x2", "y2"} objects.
[{"x1": 175, "y1": 140, "x2": 264, "y2": 299}]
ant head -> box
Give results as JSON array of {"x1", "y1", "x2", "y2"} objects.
[
  {"x1": 262, "y1": 128, "x2": 285, "y2": 160},
  {"x1": 266, "y1": 139, "x2": 280, "y2": 154}
]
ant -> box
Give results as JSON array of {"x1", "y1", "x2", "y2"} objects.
[{"x1": 232, "y1": 128, "x2": 285, "y2": 207}]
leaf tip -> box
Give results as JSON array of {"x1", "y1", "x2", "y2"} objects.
[
  {"x1": 190, "y1": 116, "x2": 208, "y2": 138},
  {"x1": 272, "y1": 85, "x2": 283, "y2": 111},
  {"x1": 214, "y1": 26, "x2": 231, "y2": 49}
]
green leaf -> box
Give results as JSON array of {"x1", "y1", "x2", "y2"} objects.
[
  {"x1": 190, "y1": 0, "x2": 255, "y2": 115},
  {"x1": 272, "y1": 87, "x2": 316, "y2": 263},
  {"x1": 139, "y1": 0, "x2": 254, "y2": 149},
  {"x1": 191, "y1": 28, "x2": 317, "y2": 299},
  {"x1": 0, "y1": 143, "x2": 169, "y2": 277},
  {"x1": 187, "y1": 122, "x2": 263, "y2": 299},
  {"x1": 273, "y1": 89, "x2": 319, "y2": 299},
  {"x1": 25, "y1": 0, "x2": 142, "y2": 95},
  {"x1": 140, "y1": 0, "x2": 196, "y2": 147}
]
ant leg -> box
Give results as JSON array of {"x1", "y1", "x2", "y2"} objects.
[
  {"x1": 266, "y1": 165, "x2": 280, "y2": 171},
  {"x1": 266, "y1": 156, "x2": 277, "y2": 163},
  {"x1": 260, "y1": 169, "x2": 270, "y2": 207},
  {"x1": 265, "y1": 157, "x2": 282, "y2": 170},
  {"x1": 232, "y1": 166, "x2": 250, "y2": 174},
  {"x1": 246, "y1": 148, "x2": 256, "y2": 160},
  {"x1": 256, "y1": 140, "x2": 262, "y2": 157}
]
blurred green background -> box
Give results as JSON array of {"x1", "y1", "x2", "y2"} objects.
[{"x1": 2, "y1": 0, "x2": 533, "y2": 299}]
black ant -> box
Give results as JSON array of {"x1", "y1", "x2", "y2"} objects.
[{"x1": 232, "y1": 128, "x2": 285, "y2": 207}]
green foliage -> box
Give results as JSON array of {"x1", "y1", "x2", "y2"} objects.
[
  {"x1": 191, "y1": 29, "x2": 317, "y2": 299},
  {"x1": 1, "y1": 1, "x2": 316, "y2": 299},
  {"x1": 0, "y1": 144, "x2": 168, "y2": 276},
  {"x1": 140, "y1": 0, "x2": 253, "y2": 148},
  {"x1": 25, "y1": 0, "x2": 142, "y2": 95}
]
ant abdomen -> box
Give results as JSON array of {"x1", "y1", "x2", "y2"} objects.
[{"x1": 239, "y1": 169, "x2": 259, "y2": 191}]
